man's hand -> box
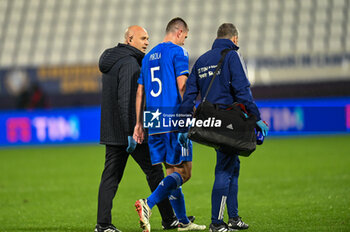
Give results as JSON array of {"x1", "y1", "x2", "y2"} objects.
[
  {"x1": 133, "y1": 123, "x2": 145, "y2": 144},
  {"x1": 177, "y1": 132, "x2": 189, "y2": 148},
  {"x1": 256, "y1": 120, "x2": 269, "y2": 136},
  {"x1": 126, "y1": 136, "x2": 137, "y2": 153}
]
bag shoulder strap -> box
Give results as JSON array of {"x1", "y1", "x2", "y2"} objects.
[{"x1": 202, "y1": 48, "x2": 232, "y2": 102}]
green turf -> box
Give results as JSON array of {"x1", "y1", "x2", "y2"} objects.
[{"x1": 1, "y1": 135, "x2": 350, "y2": 232}]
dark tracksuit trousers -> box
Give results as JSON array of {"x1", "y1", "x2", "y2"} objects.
[
  {"x1": 211, "y1": 150, "x2": 240, "y2": 224},
  {"x1": 97, "y1": 143, "x2": 174, "y2": 225}
]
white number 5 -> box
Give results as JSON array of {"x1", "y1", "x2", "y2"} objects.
[{"x1": 150, "y1": 66, "x2": 162, "y2": 97}]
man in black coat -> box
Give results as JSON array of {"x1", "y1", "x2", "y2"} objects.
[{"x1": 95, "y1": 25, "x2": 179, "y2": 232}]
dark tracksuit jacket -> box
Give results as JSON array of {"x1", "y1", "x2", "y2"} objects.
[
  {"x1": 180, "y1": 39, "x2": 262, "y2": 222},
  {"x1": 180, "y1": 38, "x2": 261, "y2": 121},
  {"x1": 99, "y1": 43, "x2": 144, "y2": 145}
]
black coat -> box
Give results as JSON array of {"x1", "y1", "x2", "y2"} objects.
[{"x1": 99, "y1": 43, "x2": 144, "y2": 145}]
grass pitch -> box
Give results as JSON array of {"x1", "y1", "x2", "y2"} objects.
[{"x1": 0, "y1": 135, "x2": 349, "y2": 232}]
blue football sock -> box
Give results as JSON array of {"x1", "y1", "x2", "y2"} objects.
[
  {"x1": 169, "y1": 187, "x2": 190, "y2": 224},
  {"x1": 147, "y1": 172, "x2": 183, "y2": 209}
]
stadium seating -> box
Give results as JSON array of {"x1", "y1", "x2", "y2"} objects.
[{"x1": 0, "y1": 0, "x2": 349, "y2": 81}]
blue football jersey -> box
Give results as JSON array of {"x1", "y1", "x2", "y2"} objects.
[{"x1": 138, "y1": 42, "x2": 189, "y2": 134}]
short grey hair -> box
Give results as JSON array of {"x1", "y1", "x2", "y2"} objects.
[{"x1": 217, "y1": 23, "x2": 238, "y2": 39}]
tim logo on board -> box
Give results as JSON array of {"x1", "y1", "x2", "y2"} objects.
[
  {"x1": 6, "y1": 115, "x2": 80, "y2": 144},
  {"x1": 6, "y1": 117, "x2": 32, "y2": 143}
]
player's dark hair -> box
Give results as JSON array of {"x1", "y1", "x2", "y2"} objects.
[
  {"x1": 166, "y1": 17, "x2": 189, "y2": 33},
  {"x1": 217, "y1": 23, "x2": 238, "y2": 39}
]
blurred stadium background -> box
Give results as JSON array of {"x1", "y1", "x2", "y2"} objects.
[
  {"x1": 0, "y1": 0, "x2": 349, "y2": 146},
  {"x1": 1, "y1": 0, "x2": 350, "y2": 106}
]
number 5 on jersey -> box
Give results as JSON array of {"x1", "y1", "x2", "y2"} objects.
[{"x1": 150, "y1": 66, "x2": 162, "y2": 97}]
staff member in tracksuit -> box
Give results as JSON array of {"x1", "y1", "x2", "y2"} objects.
[
  {"x1": 178, "y1": 23, "x2": 269, "y2": 232},
  {"x1": 96, "y1": 25, "x2": 179, "y2": 232}
]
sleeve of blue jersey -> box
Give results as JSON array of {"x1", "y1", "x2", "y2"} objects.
[
  {"x1": 137, "y1": 60, "x2": 145, "y2": 85},
  {"x1": 178, "y1": 64, "x2": 200, "y2": 133},
  {"x1": 174, "y1": 47, "x2": 189, "y2": 78}
]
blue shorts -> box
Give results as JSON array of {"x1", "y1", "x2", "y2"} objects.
[{"x1": 148, "y1": 132, "x2": 192, "y2": 165}]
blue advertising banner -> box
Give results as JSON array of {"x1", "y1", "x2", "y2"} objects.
[
  {"x1": 0, "y1": 107, "x2": 100, "y2": 147},
  {"x1": 0, "y1": 97, "x2": 349, "y2": 147},
  {"x1": 257, "y1": 97, "x2": 350, "y2": 135}
]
